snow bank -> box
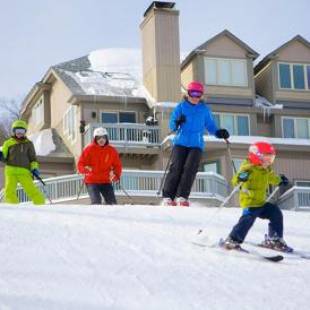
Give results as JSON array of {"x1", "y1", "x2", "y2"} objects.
[
  {"x1": 0, "y1": 203, "x2": 309, "y2": 310},
  {"x1": 28, "y1": 128, "x2": 56, "y2": 156}
]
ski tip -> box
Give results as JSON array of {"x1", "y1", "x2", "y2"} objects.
[{"x1": 266, "y1": 255, "x2": 284, "y2": 262}]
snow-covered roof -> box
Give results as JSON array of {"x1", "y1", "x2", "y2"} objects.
[{"x1": 53, "y1": 48, "x2": 156, "y2": 107}]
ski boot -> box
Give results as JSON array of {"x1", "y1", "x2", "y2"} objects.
[
  {"x1": 162, "y1": 198, "x2": 176, "y2": 206},
  {"x1": 222, "y1": 237, "x2": 242, "y2": 250},
  {"x1": 261, "y1": 235, "x2": 294, "y2": 253},
  {"x1": 175, "y1": 197, "x2": 190, "y2": 207}
]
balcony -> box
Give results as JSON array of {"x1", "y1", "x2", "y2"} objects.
[
  {"x1": 278, "y1": 186, "x2": 310, "y2": 211},
  {"x1": 84, "y1": 123, "x2": 161, "y2": 148}
]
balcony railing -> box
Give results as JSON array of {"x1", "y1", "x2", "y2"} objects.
[
  {"x1": 0, "y1": 170, "x2": 228, "y2": 205},
  {"x1": 278, "y1": 186, "x2": 310, "y2": 211},
  {"x1": 84, "y1": 123, "x2": 161, "y2": 147}
]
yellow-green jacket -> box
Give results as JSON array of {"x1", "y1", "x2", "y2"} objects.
[{"x1": 232, "y1": 159, "x2": 281, "y2": 208}]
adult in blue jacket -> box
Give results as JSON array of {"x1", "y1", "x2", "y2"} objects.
[{"x1": 162, "y1": 81, "x2": 230, "y2": 206}]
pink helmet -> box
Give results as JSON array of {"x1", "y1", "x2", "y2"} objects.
[{"x1": 187, "y1": 81, "x2": 204, "y2": 93}]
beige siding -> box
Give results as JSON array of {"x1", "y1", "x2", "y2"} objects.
[
  {"x1": 275, "y1": 90, "x2": 310, "y2": 102},
  {"x1": 206, "y1": 35, "x2": 248, "y2": 58},
  {"x1": 256, "y1": 115, "x2": 273, "y2": 136},
  {"x1": 255, "y1": 63, "x2": 275, "y2": 103},
  {"x1": 205, "y1": 85, "x2": 252, "y2": 97},
  {"x1": 277, "y1": 41, "x2": 310, "y2": 62},
  {"x1": 49, "y1": 78, "x2": 81, "y2": 159},
  {"x1": 181, "y1": 61, "x2": 194, "y2": 89},
  {"x1": 274, "y1": 155, "x2": 310, "y2": 182},
  {"x1": 140, "y1": 9, "x2": 181, "y2": 102}
]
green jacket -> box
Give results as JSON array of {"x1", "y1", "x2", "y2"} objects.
[
  {"x1": 232, "y1": 159, "x2": 281, "y2": 208},
  {"x1": 2, "y1": 137, "x2": 39, "y2": 172}
]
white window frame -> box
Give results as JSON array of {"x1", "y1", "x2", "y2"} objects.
[
  {"x1": 278, "y1": 62, "x2": 310, "y2": 91},
  {"x1": 63, "y1": 105, "x2": 77, "y2": 143},
  {"x1": 214, "y1": 113, "x2": 250, "y2": 136},
  {"x1": 204, "y1": 57, "x2": 248, "y2": 87},
  {"x1": 281, "y1": 116, "x2": 310, "y2": 139}
]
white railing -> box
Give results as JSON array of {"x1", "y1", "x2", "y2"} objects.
[
  {"x1": 278, "y1": 186, "x2": 310, "y2": 211},
  {"x1": 84, "y1": 123, "x2": 161, "y2": 147},
  {"x1": 2, "y1": 170, "x2": 228, "y2": 204}
]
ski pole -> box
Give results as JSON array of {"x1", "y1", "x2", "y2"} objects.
[
  {"x1": 32, "y1": 171, "x2": 53, "y2": 204},
  {"x1": 115, "y1": 181, "x2": 134, "y2": 205},
  {"x1": 266, "y1": 186, "x2": 280, "y2": 203},
  {"x1": 76, "y1": 179, "x2": 85, "y2": 200},
  {"x1": 225, "y1": 139, "x2": 237, "y2": 174},
  {"x1": 156, "y1": 149, "x2": 173, "y2": 196}
]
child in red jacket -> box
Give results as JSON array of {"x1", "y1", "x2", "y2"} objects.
[{"x1": 78, "y1": 127, "x2": 122, "y2": 205}]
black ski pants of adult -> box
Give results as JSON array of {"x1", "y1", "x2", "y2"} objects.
[
  {"x1": 162, "y1": 145, "x2": 202, "y2": 200},
  {"x1": 86, "y1": 183, "x2": 117, "y2": 205}
]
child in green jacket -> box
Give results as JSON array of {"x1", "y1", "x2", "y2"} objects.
[
  {"x1": 0, "y1": 120, "x2": 45, "y2": 205},
  {"x1": 223, "y1": 141, "x2": 292, "y2": 252}
]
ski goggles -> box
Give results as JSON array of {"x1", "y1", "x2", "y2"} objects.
[
  {"x1": 261, "y1": 154, "x2": 275, "y2": 166},
  {"x1": 95, "y1": 135, "x2": 107, "y2": 140},
  {"x1": 13, "y1": 128, "x2": 26, "y2": 135},
  {"x1": 188, "y1": 90, "x2": 203, "y2": 98}
]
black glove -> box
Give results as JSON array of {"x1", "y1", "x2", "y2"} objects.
[
  {"x1": 215, "y1": 128, "x2": 230, "y2": 139},
  {"x1": 175, "y1": 114, "x2": 186, "y2": 128},
  {"x1": 0, "y1": 151, "x2": 3, "y2": 161},
  {"x1": 279, "y1": 174, "x2": 289, "y2": 186},
  {"x1": 238, "y1": 171, "x2": 250, "y2": 182}
]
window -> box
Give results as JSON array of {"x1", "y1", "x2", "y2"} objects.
[
  {"x1": 101, "y1": 112, "x2": 117, "y2": 123},
  {"x1": 101, "y1": 111, "x2": 136, "y2": 123},
  {"x1": 32, "y1": 97, "x2": 44, "y2": 126},
  {"x1": 201, "y1": 161, "x2": 220, "y2": 174},
  {"x1": 204, "y1": 57, "x2": 248, "y2": 87},
  {"x1": 64, "y1": 105, "x2": 77, "y2": 141},
  {"x1": 119, "y1": 112, "x2": 136, "y2": 123},
  {"x1": 282, "y1": 117, "x2": 310, "y2": 139},
  {"x1": 214, "y1": 113, "x2": 250, "y2": 136},
  {"x1": 278, "y1": 62, "x2": 310, "y2": 90}
]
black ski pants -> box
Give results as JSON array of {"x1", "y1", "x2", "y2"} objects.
[
  {"x1": 162, "y1": 145, "x2": 202, "y2": 200},
  {"x1": 229, "y1": 202, "x2": 284, "y2": 243},
  {"x1": 86, "y1": 183, "x2": 117, "y2": 205}
]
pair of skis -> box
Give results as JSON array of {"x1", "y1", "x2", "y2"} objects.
[{"x1": 193, "y1": 237, "x2": 284, "y2": 263}]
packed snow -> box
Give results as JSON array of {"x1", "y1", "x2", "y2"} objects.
[
  {"x1": 28, "y1": 129, "x2": 56, "y2": 156},
  {"x1": 0, "y1": 203, "x2": 309, "y2": 310}
]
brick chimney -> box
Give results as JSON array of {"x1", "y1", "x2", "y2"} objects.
[{"x1": 140, "y1": 2, "x2": 181, "y2": 102}]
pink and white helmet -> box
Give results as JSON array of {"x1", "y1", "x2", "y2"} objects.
[{"x1": 187, "y1": 81, "x2": 204, "y2": 93}]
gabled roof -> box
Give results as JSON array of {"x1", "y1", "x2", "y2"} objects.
[
  {"x1": 181, "y1": 29, "x2": 259, "y2": 69},
  {"x1": 255, "y1": 35, "x2": 310, "y2": 74}
]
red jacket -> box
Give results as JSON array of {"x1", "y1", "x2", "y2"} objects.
[{"x1": 77, "y1": 141, "x2": 122, "y2": 184}]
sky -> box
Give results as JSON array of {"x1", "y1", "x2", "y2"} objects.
[
  {"x1": 0, "y1": 0, "x2": 309, "y2": 101},
  {"x1": 0, "y1": 202, "x2": 310, "y2": 309}
]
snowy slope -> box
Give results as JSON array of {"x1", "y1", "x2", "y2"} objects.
[{"x1": 0, "y1": 203, "x2": 309, "y2": 310}]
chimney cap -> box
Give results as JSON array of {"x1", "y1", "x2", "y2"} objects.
[{"x1": 143, "y1": 1, "x2": 175, "y2": 17}]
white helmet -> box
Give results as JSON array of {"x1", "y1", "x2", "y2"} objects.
[{"x1": 93, "y1": 127, "x2": 108, "y2": 138}]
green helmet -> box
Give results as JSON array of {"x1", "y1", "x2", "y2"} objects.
[{"x1": 11, "y1": 120, "x2": 28, "y2": 130}]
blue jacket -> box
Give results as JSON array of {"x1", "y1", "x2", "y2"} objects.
[{"x1": 170, "y1": 99, "x2": 218, "y2": 150}]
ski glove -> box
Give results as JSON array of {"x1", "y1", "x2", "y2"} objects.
[
  {"x1": 0, "y1": 151, "x2": 3, "y2": 161},
  {"x1": 175, "y1": 114, "x2": 186, "y2": 129},
  {"x1": 279, "y1": 174, "x2": 289, "y2": 186},
  {"x1": 238, "y1": 171, "x2": 250, "y2": 182},
  {"x1": 31, "y1": 169, "x2": 40, "y2": 177},
  {"x1": 215, "y1": 128, "x2": 230, "y2": 139}
]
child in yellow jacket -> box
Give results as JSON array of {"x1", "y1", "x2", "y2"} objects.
[
  {"x1": 223, "y1": 141, "x2": 292, "y2": 253},
  {"x1": 0, "y1": 120, "x2": 45, "y2": 205}
]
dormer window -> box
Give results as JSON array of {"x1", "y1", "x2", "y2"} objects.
[
  {"x1": 278, "y1": 63, "x2": 310, "y2": 90},
  {"x1": 204, "y1": 57, "x2": 248, "y2": 87}
]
